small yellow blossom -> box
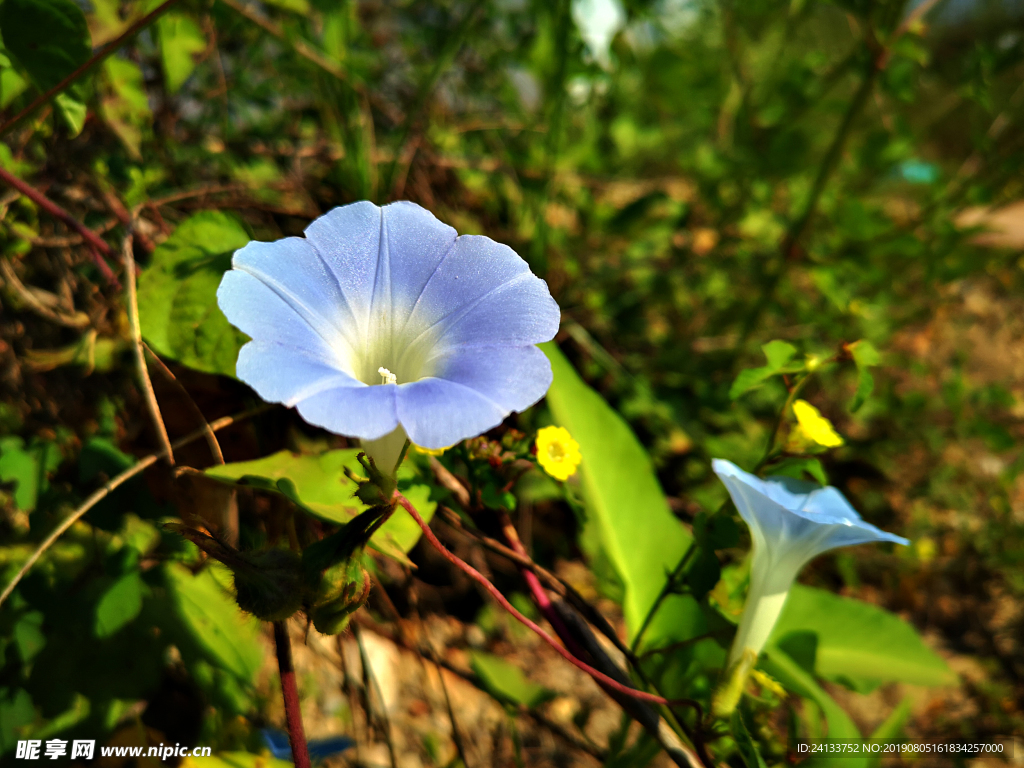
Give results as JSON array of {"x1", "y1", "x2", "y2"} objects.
[
  {"x1": 412, "y1": 444, "x2": 449, "y2": 457},
  {"x1": 793, "y1": 399, "x2": 844, "y2": 448},
  {"x1": 536, "y1": 426, "x2": 582, "y2": 481}
]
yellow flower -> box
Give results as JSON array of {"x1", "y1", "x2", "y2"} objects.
[
  {"x1": 535, "y1": 426, "x2": 582, "y2": 481},
  {"x1": 792, "y1": 399, "x2": 844, "y2": 448},
  {"x1": 412, "y1": 443, "x2": 448, "y2": 457}
]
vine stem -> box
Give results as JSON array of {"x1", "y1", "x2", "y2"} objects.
[
  {"x1": 123, "y1": 232, "x2": 174, "y2": 465},
  {"x1": 0, "y1": 0, "x2": 186, "y2": 137},
  {"x1": 630, "y1": 542, "x2": 696, "y2": 655},
  {"x1": 393, "y1": 491, "x2": 673, "y2": 706},
  {"x1": 0, "y1": 165, "x2": 118, "y2": 286},
  {"x1": 273, "y1": 622, "x2": 311, "y2": 768},
  {"x1": 496, "y1": 511, "x2": 709, "y2": 768}
]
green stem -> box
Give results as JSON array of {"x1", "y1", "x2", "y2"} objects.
[{"x1": 630, "y1": 542, "x2": 696, "y2": 655}]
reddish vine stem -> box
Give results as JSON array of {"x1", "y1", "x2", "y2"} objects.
[
  {"x1": 273, "y1": 621, "x2": 311, "y2": 768},
  {"x1": 0, "y1": 165, "x2": 118, "y2": 286},
  {"x1": 393, "y1": 491, "x2": 672, "y2": 706}
]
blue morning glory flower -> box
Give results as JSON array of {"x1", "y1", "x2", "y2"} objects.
[
  {"x1": 712, "y1": 459, "x2": 909, "y2": 668},
  {"x1": 217, "y1": 201, "x2": 560, "y2": 469}
]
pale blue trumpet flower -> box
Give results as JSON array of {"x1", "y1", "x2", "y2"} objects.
[
  {"x1": 217, "y1": 201, "x2": 560, "y2": 471},
  {"x1": 712, "y1": 459, "x2": 909, "y2": 670}
]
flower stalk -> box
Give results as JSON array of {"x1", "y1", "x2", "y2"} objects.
[
  {"x1": 710, "y1": 459, "x2": 908, "y2": 716},
  {"x1": 273, "y1": 621, "x2": 311, "y2": 768}
]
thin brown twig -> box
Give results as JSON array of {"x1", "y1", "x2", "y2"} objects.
[
  {"x1": 141, "y1": 342, "x2": 225, "y2": 465},
  {"x1": 394, "y1": 491, "x2": 676, "y2": 707},
  {"x1": 0, "y1": 405, "x2": 270, "y2": 609},
  {"x1": 0, "y1": 0, "x2": 187, "y2": 137},
  {"x1": 123, "y1": 232, "x2": 174, "y2": 465},
  {"x1": 0, "y1": 260, "x2": 91, "y2": 329},
  {"x1": 0, "y1": 166, "x2": 118, "y2": 286}
]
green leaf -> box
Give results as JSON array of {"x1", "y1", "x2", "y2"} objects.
[
  {"x1": 762, "y1": 339, "x2": 797, "y2": 369},
  {"x1": 731, "y1": 709, "x2": 768, "y2": 768},
  {"x1": 0, "y1": 0, "x2": 90, "y2": 92},
  {"x1": 768, "y1": 457, "x2": 828, "y2": 486},
  {"x1": 0, "y1": 436, "x2": 61, "y2": 512},
  {"x1": 771, "y1": 584, "x2": 954, "y2": 690},
  {"x1": 262, "y1": 0, "x2": 312, "y2": 14},
  {"x1": 541, "y1": 343, "x2": 693, "y2": 643},
  {"x1": 137, "y1": 212, "x2": 250, "y2": 377},
  {"x1": 0, "y1": 65, "x2": 27, "y2": 109},
  {"x1": 53, "y1": 91, "x2": 86, "y2": 136},
  {"x1": 761, "y1": 645, "x2": 863, "y2": 743},
  {"x1": 13, "y1": 610, "x2": 45, "y2": 663},
  {"x1": 95, "y1": 571, "x2": 145, "y2": 638},
  {"x1": 729, "y1": 340, "x2": 799, "y2": 399},
  {"x1": 183, "y1": 752, "x2": 294, "y2": 768},
  {"x1": 469, "y1": 651, "x2": 555, "y2": 708},
  {"x1": 864, "y1": 698, "x2": 912, "y2": 768},
  {"x1": 848, "y1": 340, "x2": 881, "y2": 413},
  {"x1": 158, "y1": 12, "x2": 206, "y2": 93},
  {"x1": 0, "y1": 687, "x2": 35, "y2": 755},
  {"x1": 204, "y1": 449, "x2": 437, "y2": 564},
  {"x1": 99, "y1": 57, "x2": 151, "y2": 159},
  {"x1": 164, "y1": 562, "x2": 263, "y2": 683}
]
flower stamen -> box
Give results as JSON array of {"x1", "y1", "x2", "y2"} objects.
[{"x1": 378, "y1": 367, "x2": 397, "y2": 385}]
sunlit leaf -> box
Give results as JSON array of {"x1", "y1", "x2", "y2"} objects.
[
  {"x1": 0, "y1": 0, "x2": 91, "y2": 133},
  {"x1": 730, "y1": 340, "x2": 800, "y2": 399},
  {"x1": 137, "y1": 211, "x2": 250, "y2": 377},
  {"x1": 0, "y1": 437, "x2": 61, "y2": 512},
  {"x1": 731, "y1": 709, "x2": 767, "y2": 768},
  {"x1": 470, "y1": 650, "x2": 555, "y2": 708},
  {"x1": 158, "y1": 12, "x2": 206, "y2": 93},
  {"x1": 761, "y1": 645, "x2": 863, "y2": 744},
  {"x1": 163, "y1": 563, "x2": 262, "y2": 683},
  {"x1": 771, "y1": 584, "x2": 954, "y2": 691},
  {"x1": 99, "y1": 57, "x2": 151, "y2": 159},
  {"x1": 95, "y1": 571, "x2": 145, "y2": 638},
  {"x1": 847, "y1": 340, "x2": 881, "y2": 413},
  {"x1": 183, "y1": 752, "x2": 293, "y2": 768},
  {"x1": 204, "y1": 449, "x2": 436, "y2": 564},
  {"x1": 542, "y1": 343, "x2": 694, "y2": 643}
]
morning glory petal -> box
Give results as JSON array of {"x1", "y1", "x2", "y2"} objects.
[
  {"x1": 231, "y1": 237, "x2": 361, "y2": 350},
  {"x1": 218, "y1": 270, "x2": 343, "y2": 362},
  {"x1": 432, "y1": 272, "x2": 560, "y2": 352},
  {"x1": 302, "y1": 201, "x2": 386, "y2": 329},
  {"x1": 295, "y1": 384, "x2": 400, "y2": 442},
  {"x1": 711, "y1": 457, "x2": 908, "y2": 670},
  {"x1": 403, "y1": 235, "x2": 540, "y2": 336},
  {"x1": 236, "y1": 341, "x2": 359, "y2": 406},
  {"x1": 218, "y1": 200, "x2": 560, "y2": 459},
  {"x1": 380, "y1": 201, "x2": 458, "y2": 318},
  {"x1": 397, "y1": 378, "x2": 507, "y2": 449},
  {"x1": 435, "y1": 345, "x2": 553, "y2": 412}
]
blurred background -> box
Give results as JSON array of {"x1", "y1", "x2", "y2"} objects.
[{"x1": 1, "y1": 0, "x2": 1024, "y2": 763}]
